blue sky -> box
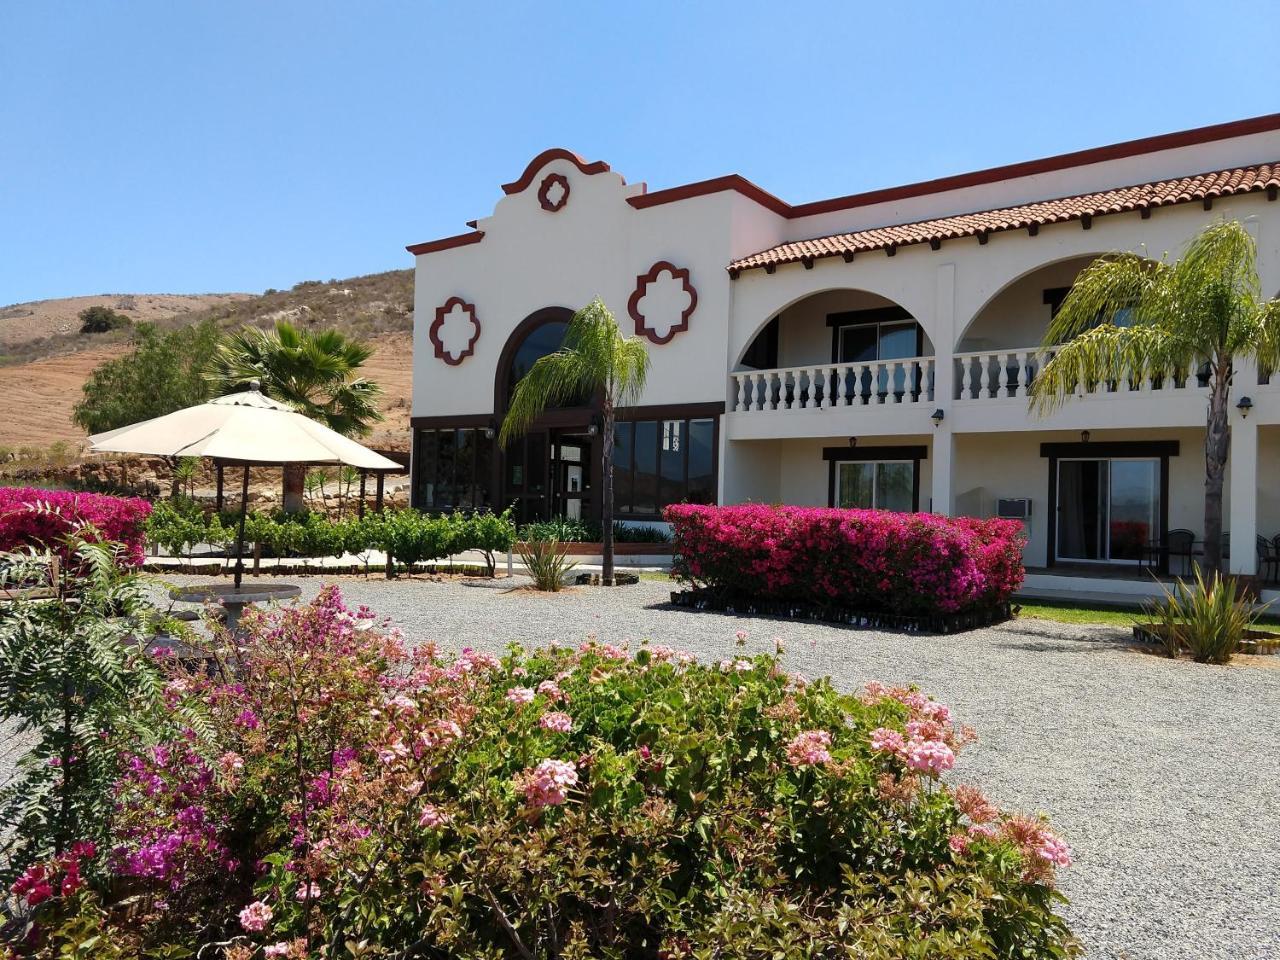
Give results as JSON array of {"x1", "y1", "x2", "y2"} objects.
[{"x1": 2, "y1": 0, "x2": 1277, "y2": 306}]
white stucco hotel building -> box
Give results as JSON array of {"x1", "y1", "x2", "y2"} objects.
[{"x1": 407, "y1": 114, "x2": 1280, "y2": 598}]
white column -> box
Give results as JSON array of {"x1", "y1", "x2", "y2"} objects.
[
  {"x1": 1229, "y1": 358, "x2": 1259, "y2": 576},
  {"x1": 930, "y1": 263, "x2": 957, "y2": 516},
  {"x1": 931, "y1": 428, "x2": 955, "y2": 516}
]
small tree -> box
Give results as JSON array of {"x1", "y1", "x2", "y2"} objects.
[
  {"x1": 500, "y1": 299, "x2": 649, "y2": 584},
  {"x1": 1030, "y1": 220, "x2": 1280, "y2": 572},
  {"x1": 77, "y1": 305, "x2": 131, "y2": 334},
  {"x1": 0, "y1": 538, "x2": 164, "y2": 874},
  {"x1": 74, "y1": 321, "x2": 223, "y2": 497}
]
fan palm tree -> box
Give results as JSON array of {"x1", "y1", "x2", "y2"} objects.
[
  {"x1": 1029, "y1": 220, "x2": 1280, "y2": 573},
  {"x1": 500, "y1": 299, "x2": 650, "y2": 584},
  {"x1": 209, "y1": 320, "x2": 384, "y2": 512}
]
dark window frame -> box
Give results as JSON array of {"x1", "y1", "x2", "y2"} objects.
[
  {"x1": 612, "y1": 408, "x2": 721, "y2": 521},
  {"x1": 826, "y1": 306, "x2": 924, "y2": 364},
  {"x1": 1041, "y1": 440, "x2": 1178, "y2": 570},
  {"x1": 822, "y1": 445, "x2": 927, "y2": 512}
]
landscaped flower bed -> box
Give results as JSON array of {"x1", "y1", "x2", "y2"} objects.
[
  {"x1": 3, "y1": 587, "x2": 1077, "y2": 957},
  {"x1": 0, "y1": 486, "x2": 152, "y2": 568},
  {"x1": 665, "y1": 504, "x2": 1025, "y2": 629}
]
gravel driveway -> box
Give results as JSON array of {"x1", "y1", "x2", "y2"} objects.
[{"x1": 151, "y1": 573, "x2": 1280, "y2": 958}]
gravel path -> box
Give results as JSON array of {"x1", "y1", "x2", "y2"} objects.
[{"x1": 153, "y1": 574, "x2": 1280, "y2": 958}]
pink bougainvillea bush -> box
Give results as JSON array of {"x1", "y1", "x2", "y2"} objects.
[
  {"x1": 665, "y1": 503, "x2": 1026, "y2": 617},
  {"x1": 5, "y1": 588, "x2": 1077, "y2": 958},
  {"x1": 0, "y1": 486, "x2": 152, "y2": 568}
]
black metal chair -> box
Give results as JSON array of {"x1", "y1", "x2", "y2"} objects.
[
  {"x1": 1257, "y1": 536, "x2": 1280, "y2": 584},
  {"x1": 1165, "y1": 529, "x2": 1196, "y2": 576}
]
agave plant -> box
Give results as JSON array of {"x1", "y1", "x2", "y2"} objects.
[
  {"x1": 1144, "y1": 567, "x2": 1267, "y2": 664},
  {"x1": 518, "y1": 537, "x2": 578, "y2": 592}
]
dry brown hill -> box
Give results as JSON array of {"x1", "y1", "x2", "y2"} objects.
[{"x1": 0, "y1": 270, "x2": 416, "y2": 454}]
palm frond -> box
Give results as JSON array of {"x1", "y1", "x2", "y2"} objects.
[
  {"x1": 499, "y1": 298, "x2": 651, "y2": 445},
  {"x1": 1029, "y1": 323, "x2": 1185, "y2": 414},
  {"x1": 1042, "y1": 253, "x2": 1169, "y2": 345}
]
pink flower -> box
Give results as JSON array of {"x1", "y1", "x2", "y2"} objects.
[
  {"x1": 1035, "y1": 831, "x2": 1073, "y2": 868},
  {"x1": 505, "y1": 687, "x2": 535, "y2": 707},
  {"x1": 948, "y1": 834, "x2": 970, "y2": 856},
  {"x1": 786, "y1": 730, "x2": 833, "y2": 767},
  {"x1": 905, "y1": 738, "x2": 955, "y2": 775},
  {"x1": 234, "y1": 708, "x2": 260, "y2": 730},
  {"x1": 536, "y1": 679, "x2": 564, "y2": 701},
  {"x1": 870, "y1": 727, "x2": 905, "y2": 755},
  {"x1": 219, "y1": 751, "x2": 244, "y2": 774},
  {"x1": 418, "y1": 803, "x2": 450, "y2": 828},
  {"x1": 239, "y1": 899, "x2": 273, "y2": 932},
  {"x1": 518, "y1": 759, "x2": 578, "y2": 808},
  {"x1": 539, "y1": 711, "x2": 572, "y2": 733},
  {"x1": 294, "y1": 881, "x2": 321, "y2": 902}
]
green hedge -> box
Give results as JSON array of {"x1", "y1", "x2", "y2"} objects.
[
  {"x1": 146, "y1": 499, "x2": 516, "y2": 575},
  {"x1": 517, "y1": 516, "x2": 670, "y2": 543}
]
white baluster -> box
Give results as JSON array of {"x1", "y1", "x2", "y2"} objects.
[
  {"x1": 925, "y1": 358, "x2": 935, "y2": 402},
  {"x1": 734, "y1": 375, "x2": 746, "y2": 412},
  {"x1": 960, "y1": 356, "x2": 973, "y2": 399},
  {"x1": 802, "y1": 369, "x2": 814, "y2": 409},
  {"x1": 752, "y1": 373, "x2": 765, "y2": 411},
  {"x1": 818, "y1": 367, "x2": 831, "y2": 409},
  {"x1": 835, "y1": 365, "x2": 847, "y2": 406},
  {"x1": 890, "y1": 361, "x2": 903, "y2": 403},
  {"x1": 783, "y1": 370, "x2": 795, "y2": 410},
  {"x1": 979, "y1": 355, "x2": 993, "y2": 398}
]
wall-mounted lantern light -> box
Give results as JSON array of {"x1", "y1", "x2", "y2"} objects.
[
  {"x1": 1237, "y1": 396, "x2": 1254, "y2": 418},
  {"x1": 1081, "y1": 430, "x2": 1091, "y2": 443},
  {"x1": 847, "y1": 436, "x2": 858, "y2": 448},
  {"x1": 930, "y1": 408, "x2": 945, "y2": 426},
  {"x1": 484, "y1": 418, "x2": 497, "y2": 440}
]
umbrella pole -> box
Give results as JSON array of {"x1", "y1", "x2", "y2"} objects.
[{"x1": 234, "y1": 464, "x2": 249, "y2": 590}]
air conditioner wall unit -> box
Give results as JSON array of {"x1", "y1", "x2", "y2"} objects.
[{"x1": 996, "y1": 498, "x2": 1032, "y2": 520}]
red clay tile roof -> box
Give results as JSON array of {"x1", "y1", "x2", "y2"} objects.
[{"x1": 727, "y1": 163, "x2": 1280, "y2": 275}]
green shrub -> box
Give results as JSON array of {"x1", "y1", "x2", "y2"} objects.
[
  {"x1": 519, "y1": 537, "x2": 577, "y2": 591},
  {"x1": 1145, "y1": 568, "x2": 1264, "y2": 663},
  {"x1": 518, "y1": 517, "x2": 670, "y2": 543},
  {"x1": 0, "y1": 539, "x2": 165, "y2": 876},
  {"x1": 77, "y1": 305, "x2": 131, "y2": 334}
]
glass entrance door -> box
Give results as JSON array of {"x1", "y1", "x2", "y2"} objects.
[
  {"x1": 1056, "y1": 458, "x2": 1160, "y2": 564},
  {"x1": 550, "y1": 432, "x2": 593, "y2": 521}
]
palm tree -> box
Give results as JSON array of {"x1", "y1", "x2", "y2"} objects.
[
  {"x1": 1029, "y1": 220, "x2": 1280, "y2": 573},
  {"x1": 209, "y1": 320, "x2": 384, "y2": 512},
  {"x1": 500, "y1": 299, "x2": 649, "y2": 584}
]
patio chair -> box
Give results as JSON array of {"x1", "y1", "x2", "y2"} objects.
[
  {"x1": 1165, "y1": 529, "x2": 1196, "y2": 576},
  {"x1": 1257, "y1": 536, "x2": 1280, "y2": 584}
]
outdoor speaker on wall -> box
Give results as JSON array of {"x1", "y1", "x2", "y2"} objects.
[{"x1": 996, "y1": 498, "x2": 1032, "y2": 520}]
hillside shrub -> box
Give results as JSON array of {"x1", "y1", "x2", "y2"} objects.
[
  {"x1": 7, "y1": 589, "x2": 1077, "y2": 957},
  {"x1": 0, "y1": 487, "x2": 152, "y2": 568},
  {"x1": 666, "y1": 504, "x2": 1025, "y2": 617},
  {"x1": 76, "y1": 305, "x2": 131, "y2": 334}
]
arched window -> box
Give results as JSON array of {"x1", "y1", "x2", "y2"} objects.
[
  {"x1": 498, "y1": 310, "x2": 591, "y2": 411},
  {"x1": 505, "y1": 319, "x2": 570, "y2": 406}
]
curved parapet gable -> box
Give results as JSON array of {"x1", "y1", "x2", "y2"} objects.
[{"x1": 501, "y1": 148, "x2": 617, "y2": 196}]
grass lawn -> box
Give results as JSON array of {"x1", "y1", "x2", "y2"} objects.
[{"x1": 1017, "y1": 598, "x2": 1280, "y2": 633}]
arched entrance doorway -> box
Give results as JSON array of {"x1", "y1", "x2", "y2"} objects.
[{"x1": 495, "y1": 308, "x2": 601, "y2": 525}]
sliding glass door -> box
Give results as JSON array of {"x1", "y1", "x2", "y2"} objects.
[{"x1": 1056, "y1": 458, "x2": 1160, "y2": 564}]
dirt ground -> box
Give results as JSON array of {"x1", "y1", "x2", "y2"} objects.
[{"x1": 0, "y1": 331, "x2": 414, "y2": 451}]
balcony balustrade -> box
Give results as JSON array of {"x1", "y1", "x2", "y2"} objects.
[{"x1": 730, "y1": 358, "x2": 935, "y2": 413}]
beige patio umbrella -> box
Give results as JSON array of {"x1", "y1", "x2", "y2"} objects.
[{"x1": 89, "y1": 382, "x2": 400, "y2": 588}]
